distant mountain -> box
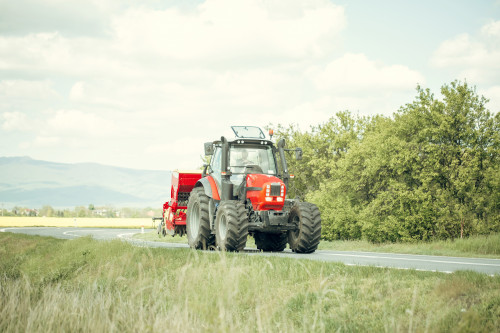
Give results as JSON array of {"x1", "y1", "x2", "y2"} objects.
[{"x1": 0, "y1": 156, "x2": 172, "y2": 208}]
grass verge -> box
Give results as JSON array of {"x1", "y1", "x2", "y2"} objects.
[
  {"x1": 317, "y1": 233, "x2": 500, "y2": 258},
  {"x1": 1, "y1": 232, "x2": 499, "y2": 332}
]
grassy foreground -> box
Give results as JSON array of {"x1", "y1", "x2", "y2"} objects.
[
  {"x1": 1, "y1": 233, "x2": 499, "y2": 332},
  {"x1": 135, "y1": 231, "x2": 500, "y2": 258}
]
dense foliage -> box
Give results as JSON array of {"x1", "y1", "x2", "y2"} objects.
[{"x1": 277, "y1": 81, "x2": 500, "y2": 242}]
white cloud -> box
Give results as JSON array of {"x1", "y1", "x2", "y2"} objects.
[
  {"x1": 2, "y1": 112, "x2": 30, "y2": 131},
  {"x1": 481, "y1": 20, "x2": 500, "y2": 37},
  {"x1": 312, "y1": 53, "x2": 424, "y2": 93},
  {"x1": 32, "y1": 136, "x2": 61, "y2": 148},
  {"x1": 0, "y1": 0, "x2": 429, "y2": 170},
  {"x1": 431, "y1": 20, "x2": 500, "y2": 84},
  {"x1": 306, "y1": 53, "x2": 424, "y2": 115},
  {"x1": 0, "y1": 0, "x2": 344, "y2": 80},
  {"x1": 112, "y1": 0, "x2": 345, "y2": 63},
  {"x1": 69, "y1": 82, "x2": 85, "y2": 101},
  {"x1": 481, "y1": 85, "x2": 500, "y2": 112},
  {"x1": 45, "y1": 110, "x2": 119, "y2": 138},
  {"x1": 0, "y1": 80, "x2": 58, "y2": 100}
]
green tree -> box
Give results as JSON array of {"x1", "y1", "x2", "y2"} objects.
[
  {"x1": 279, "y1": 81, "x2": 499, "y2": 242},
  {"x1": 274, "y1": 111, "x2": 370, "y2": 198},
  {"x1": 392, "y1": 81, "x2": 500, "y2": 238},
  {"x1": 39, "y1": 205, "x2": 55, "y2": 217}
]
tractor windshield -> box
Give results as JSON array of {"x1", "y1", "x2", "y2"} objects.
[{"x1": 229, "y1": 145, "x2": 277, "y2": 175}]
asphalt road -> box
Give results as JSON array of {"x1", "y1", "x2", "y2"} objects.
[{"x1": 2, "y1": 227, "x2": 500, "y2": 276}]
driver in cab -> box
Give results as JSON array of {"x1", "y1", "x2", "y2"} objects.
[{"x1": 237, "y1": 150, "x2": 254, "y2": 166}]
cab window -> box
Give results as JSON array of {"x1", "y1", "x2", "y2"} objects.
[
  {"x1": 229, "y1": 146, "x2": 277, "y2": 175},
  {"x1": 211, "y1": 147, "x2": 221, "y2": 173}
]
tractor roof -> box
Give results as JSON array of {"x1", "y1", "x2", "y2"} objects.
[
  {"x1": 212, "y1": 138, "x2": 274, "y2": 146},
  {"x1": 231, "y1": 126, "x2": 266, "y2": 139},
  {"x1": 210, "y1": 126, "x2": 275, "y2": 146}
]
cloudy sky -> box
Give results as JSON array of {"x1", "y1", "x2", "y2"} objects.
[{"x1": 1, "y1": 0, "x2": 499, "y2": 171}]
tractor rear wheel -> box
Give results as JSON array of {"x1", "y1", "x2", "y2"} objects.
[
  {"x1": 254, "y1": 232, "x2": 287, "y2": 252},
  {"x1": 215, "y1": 201, "x2": 248, "y2": 251},
  {"x1": 288, "y1": 202, "x2": 321, "y2": 253},
  {"x1": 186, "y1": 187, "x2": 215, "y2": 249}
]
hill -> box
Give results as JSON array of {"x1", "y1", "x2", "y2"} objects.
[{"x1": 0, "y1": 156, "x2": 172, "y2": 208}]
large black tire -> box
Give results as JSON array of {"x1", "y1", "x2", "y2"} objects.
[
  {"x1": 288, "y1": 202, "x2": 321, "y2": 253},
  {"x1": 215, "y1": 201, "x2": 248, "y2": 251},
  {"x1": 254, "y1": 232, "x2": 287, "y2": 252},
  {"x1": 186, "y1": 187, "x2": 215, "y2": 249}
]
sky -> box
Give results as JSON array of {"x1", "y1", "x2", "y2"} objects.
[{"x1": 1, "y1": 0, "x2": 499, "y2": 171}]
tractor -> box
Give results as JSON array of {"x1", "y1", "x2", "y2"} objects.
[{"x1": 158, "y1": 126, "x2": 321, "y2": 253}]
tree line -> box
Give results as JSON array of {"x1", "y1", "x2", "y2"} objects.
[
  {"x1": 3, "y1": 205, "x2": 161, "y2": 218},
  {"x1": 276, "y1": 81, "x2": 499, "y2": 242}
]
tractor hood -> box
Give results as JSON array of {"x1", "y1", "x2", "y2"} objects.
[{"x1": 245, "y1": 173, "x2": 286, "y2": 211}]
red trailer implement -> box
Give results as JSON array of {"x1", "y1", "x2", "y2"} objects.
[{"x1": 157, "y1": 171, "x2": 201, "y2": 236}]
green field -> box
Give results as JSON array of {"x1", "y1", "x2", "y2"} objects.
[
  {"x1": 0, "y1": 216, "x2": 153, "y2": 228},
  {"x1": 1, "y1": 232, "x2": 499, "y2": 332},
  {"x1": 135, "y1": 231, "x2": 500, "y2": 258}
]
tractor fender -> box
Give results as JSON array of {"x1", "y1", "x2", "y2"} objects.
[{"x1": 195, "y1": 176, "x2": 221, "y2": 201}]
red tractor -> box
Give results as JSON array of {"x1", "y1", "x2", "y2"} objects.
[{"x1": 158, "y1": 126, "x2": 321, "y2": 253}]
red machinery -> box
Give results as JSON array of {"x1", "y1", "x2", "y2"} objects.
[
  {"x1": 155, "y1": 126, "x2": 321, "y2": 253},
  {"x1": 157, "y1": 171, "x2": 201, "y2": 236}
]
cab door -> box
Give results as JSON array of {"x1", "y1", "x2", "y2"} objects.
[{"x1": 209, "y1": 146, "x2": 222, "y2": 195}]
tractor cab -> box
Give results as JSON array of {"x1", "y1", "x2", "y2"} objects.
[
  {"x1": 228, "y1": 126, "x2": 276, "y2": 174},
  {"x1": 205, "y1": 130, "x2": 279, "y2": 195},
  {"x1": 202, "y1": 126, "x2": 300, "y2": 200}
]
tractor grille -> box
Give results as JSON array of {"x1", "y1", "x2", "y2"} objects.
[{"x1": 270, "y1": 184, "x2": 282, "y2": 196}]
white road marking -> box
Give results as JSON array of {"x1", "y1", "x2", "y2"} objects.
[
  {"x1": 63, "y1": 230, "x2": 82, "y2": 237},
  {"x1": 318, "y1": 250, "x2": 498, "y2": 261},
  {"x1": 322, "y1": 253, "x2": 500, "y2": 267},
  {"x1": 322, "y1": 260, "x2": 454, "y2": 274},
  {"x1": 117, "y1": 232, "x2": 136, "y2": 239}
]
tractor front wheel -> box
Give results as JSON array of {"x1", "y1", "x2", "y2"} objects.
[
  {"x1": 254, "y1": 232, "x2": 287, "y2": 252},
  {"x1": 215, "y1": 201, "x2": 248, "y2": 251},
  {"x1": 186, "y1": 187, "x2": 215, "y2": 249},
  {"x1": 288, "y1": 202, "x2": 321, "y2": 253}
]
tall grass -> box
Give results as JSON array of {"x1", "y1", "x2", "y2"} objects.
[{"x1": 1, "y1": 233, "x2": 499, "y2": 332}]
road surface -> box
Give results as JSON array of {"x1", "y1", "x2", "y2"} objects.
[{"x1": 2, "y1": 227, "x2": 500, "y2": 276}]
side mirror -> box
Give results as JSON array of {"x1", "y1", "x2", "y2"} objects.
[
  {"x1": 295, "y1": 148, "x2": 303, "y2": 160},
  {"x1": 204, "y1": 142, "x2": 214, "y2": 156}
]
